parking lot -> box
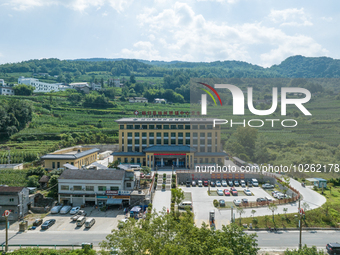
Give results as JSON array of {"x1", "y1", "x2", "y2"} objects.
[
  {"x1": 179, "y1": 180, "x2": 278, "y2": 229},
  {"x1": 25, "y1": 206, "x2": 126, "y2": 233}
]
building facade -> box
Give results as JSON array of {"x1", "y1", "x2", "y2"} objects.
[
  {"x1": 58, "y1": 169, "x2": 135, "y2": 206},
  {"x1": 18, "y1": 77, "x2": 63, "y2": 93},
  {"x1": 41, "y1": 146, "x2": 99, "y2": 170},
  {"x1": 0, "y1": 186, "x2": 30, "y2": 221},
  {"x1": 113, "y1": 118, "x2": 227, "y2": 169},
  {"x1": 0, "y1": 87, "x2": 15, "y2": 95},
  {"x1": 129, "y1": 97, "x2": 148, "y2": 103}
]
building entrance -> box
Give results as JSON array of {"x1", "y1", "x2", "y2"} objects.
[{"x1": 154, "y1": 154, "x2": 186, "y2": 167}]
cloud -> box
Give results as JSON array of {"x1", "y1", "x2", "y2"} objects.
[
  {"x1": 5, "y1": 0, "x2": 132, "y2": 12},
  {"x1": 124, "y1": 2, "x2": 327, "y2": 66},
  {"x1": 268, "y1": 8, "x2": 313, "y2": 27},
  {"x1": 121, "y1": 41, "x2": 161, "y2": 60}
]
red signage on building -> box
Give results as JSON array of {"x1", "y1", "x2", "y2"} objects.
[{"x1": 154, "y1": 153, "x2": 186, "y2": 156}]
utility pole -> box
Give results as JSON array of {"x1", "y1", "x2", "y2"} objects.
[
  {"x1": 172, "y1": 165, "x2": 174, "y2": 177},
  {"x1": 4, "y1": 210, "x2": 10, "y2": 252},
  {"x1": 299, "y1": 196, "x2": 302, "y2": 250}
]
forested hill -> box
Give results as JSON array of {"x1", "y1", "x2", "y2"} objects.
[{"x1": 1, "y1": 55, "x2": 340, "y2": 78}]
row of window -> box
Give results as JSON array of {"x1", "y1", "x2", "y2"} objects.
[
  {"x1": 60, "y1": 185, "x2": 124, "y2": 191},
  {"x1": 116, "y1": 157, "x2": 222, "y2": 164},
  {"x1": 122, "y1": 145, "x2": 218, "y2": 152},
  {"x1": 123, "y1": 132, "x2": 216, "y2": 138},
  {"x1": 120, "y1": 124, "x2": 215, "y2": 130},
  {"x1": 124, "y1": 138, "x2": 216, "y2": 145}
]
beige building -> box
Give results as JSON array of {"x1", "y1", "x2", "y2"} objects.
[
  {"x1": 41, "y1": 146, "x2": 99, "y2": 170},
  {"x1": 113, "y1": 118, "x2": 227, "y2": 169}
]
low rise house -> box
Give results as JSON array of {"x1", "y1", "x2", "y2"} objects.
[
  {"x1": 0, "y1": 186, "x2": 30, "y2": 221},
  {"x1": 154, "y1": 98, "x2": 167, "y2": 104},
  {"x1": 38, "y1": 175, "x2": 50, "y2": 188},
  {"x1": 58, "y1": 169, "x2": 135, "y2": 206},
  {"x1": 129, "y1": 97, "x2": 148, "y2": 103},
  {"x1": 41, "y1": 146, "x2": 99, "y2": 170},
  {"x1": 91, "y1": 83, "x2": 102, "y2": 91},
  {"x1": 0, "y1": 163, "x2": 24, "y2": 170},
  {"x1": 0, "y1": 86, "x2": 15, "y2": 96}
]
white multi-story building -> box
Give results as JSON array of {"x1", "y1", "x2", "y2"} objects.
[
  {"x1": 58, "y1": 169, "x2": 135, "y2": 206},
  {"x1": 0, "y1": 87, "x2": 14, "y2": 96},
  {"x1": 91, "y1": 83, "x2": 102, "y2": 91},
  {"x1": 17, "y1": 77, "x2": 62, "y2": 93},
  {"x1": 0, "y1": 79, "x2": 5, "y2": 86}
]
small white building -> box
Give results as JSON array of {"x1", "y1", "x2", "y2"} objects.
[
  {"x1": 0, "y1": 87, "x2": 14, "y2": 96},
  {"x1": 91, "y1": 83, "x2": 102, "y2": 91},
  {"x1": 58, "y1": 169, "x2": 135, "y2": 206},
  {"x1": 18, "y1": 77, "x2": 61, "y2": 93},
  {"x1": 0, "y1": 79, "x2": 5, "y2": 86},
  {"x1": 113, "y1": 79, "x2": 124, "y2": 88},
  {"x1": 69, "y1": 82, "x2": 89, "y2": 88},
  {"x1": 129, "y1": 97, "x2": 148, "y2": 103},
  {"x1": 154, "y1": 98, "x2": 167, "y2": 104}
]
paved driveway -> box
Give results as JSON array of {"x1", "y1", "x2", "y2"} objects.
[{"x1": 153, "y1": 190, "x2": 171, "y2": 213}]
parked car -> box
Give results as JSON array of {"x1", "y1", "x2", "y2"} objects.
[
  {"x1": 326, "y1": 243, "x2": 340, "y2": 254},
  {"x1": 252, "y1": 178, "x2": 259, "y2": 187},
  {"x1": 210, "y1": 181, "x2": 215, "y2": 187},
  {"x1": 224, "y1": 189, "x2": 230, "y2": 196},
  {"x1": 219, "y1": 199, "x2": 225, "y2": 207},
  {"x1": 203, "y1": 181, "x2": 209, "y2": 187},
  {"x1": 265, "y1": 196, "x2": 273, "y2": 202},
  {"x1": 192, "y1": 181, "x2": 196, "y2": 187},
  {"x1": 71, "y1": 210, "x2": 87, "y2": 221},
  {"x1": 272, "y1": 191, "x2": 279, "y2": 197},
  {"x1": 230, "y1": 188, "x2": 238, "y2": 196},
  {"x1": 60, "y1": 205, "x2": 72, "y2": 214},
  {"x1": 244, "y1": 189, "x2": 252, "y2": 196},
  {"x1": 222, "y1": 180, "x2": 228, "y2": 187},
  {"x1": 41, "y1": 219, "x2": 56, "y2": 230},
  {"x1": 247, "y1": 180, "x2": 253, "y2": 187},
  {"x1": 233, "y1": 199, "x2": 241, "y2": 206},
  {"x1": 234, "y1": 180, "x2": 239, "y2": 187},
  {"x1": 216, "y1": 180, "x2": 221, "y2": 187},
  {"x1": 228, "y1": 180, "x2": 233, "y2": 187},
  {"x1": 33, "y1": 219, "x2": 43, "y2": 226},
  {"x1": 256, "y1": 198, "x2": 266, "y2": 202},
  {"x1": 217, "y1": 189, "x2": 223, "y2": 196},
  {"x1": 241, "y1": 198, "x2": 248, "y2": 204},
  {"x1": 262, "y1": 183, "x2": 275, "y2": 189},
  {"x1": 186, "y1": 181, "x2": 191, "y2": 187},
  {"x1": 198, "y1": 180, "x2": 203, "y2": 187},
  {"x1": 85, "y1": 218, "x2": 95, "y2": 228},
  {"x1": 50, "y1": 205, "x2": 63, "y2": 214},
  {"x1": 240, "y1": 180, "x2": 246, "y2": 188},
  {"x1": 70, "y1": 207, "x2": 80, "y2": 215}
]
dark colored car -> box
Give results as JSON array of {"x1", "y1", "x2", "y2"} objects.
[
  {"x1": 247, "y1": 181, "x2": 253, "y2": 187},
  {"x1": 326, "y1": 243, "x2": 340, "y2": 254},
  {"x1": 203, "y1": 181, "x2": 209, "y2": 187},
  {"x1": 219, "y1": 199, "x2": 225, "y2": 207},
  {"x1": 210, "y1": 181, "x2": 215, "y2": 187},
  {"x1": 241, "y1": 198, "x2": 248, "y2": 204},
  {"x1": 256, "y1": 198, "x2": 266, "y2": 202},
  {"x1": 41, "y1": 219, "x2": 56, "y2": 230},
  {"x1": 186, "y1": 181, "x2": 191, "y2": 187},
  {"x1": 33, "y1": 219, "x2": 43, "y2": 226}
]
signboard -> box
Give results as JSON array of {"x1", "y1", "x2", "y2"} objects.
[
  {"x1": 154, "y1": 153, "x2": 186, "y2": 156},
  {"x1": 111, "y1": 195, "x2": 130, "y2": 199},
  {"x1": 4, "y1": 210, "x2": 10, "y2": 217},
  {"x1": 105, "y1": 190, "x2": 132, "y2": 196},
  {"x1": 136, "y1": 110, "x2": 200, "y2": 116},
  {"x1": 106, "y1": 190, "x2": 118, "y2": 195}
]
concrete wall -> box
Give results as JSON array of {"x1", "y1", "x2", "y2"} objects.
[{"x1": 83, "y1": 144, "x2": 119, "y2": 153}]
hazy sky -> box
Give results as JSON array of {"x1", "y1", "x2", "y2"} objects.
[{"x1": 0, "y1": 0, "x2": 339, "y2": 67}]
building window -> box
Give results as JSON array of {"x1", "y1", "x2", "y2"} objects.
[
  {"x1": 178, "y1": 125, "x2": 183, "y2": 129},
  {"x1": 205, "y1": 158, "x2": 209, "y2": 163},
  {"x1": 157, "y1": 139, "x2": 162, "y2": 144},
  {"x1": 193, "y1": 132, "x2": 198, "y2": 138},
  {"x1": 142, "y1": 132, "x2": 147, "y2": 137},
  {"x1": 135, "y1": 125, "x2": 140, "y2": 129},
  {"x1": 117, "y1": 158, "x2": 121, "y2": 162},
  {"x1": 142, "y1": 139, "x2": 147, "y2": 144},
  {"x1": 178, "y1": 132, "x2": 183, "y2": 138},
  {"x1": 149, "y1": 125, "x2": 154, "y2": 129},
  {"x1": 128, "y1": 139, "x2": 132, "y2": 144},
  {"x1": 193, "y1": 139, "x2": 197, "y2": 145},
  {"x1": 200, "y1": 147, "x2": 205, "y2": 152},
  {"x1": 61, "y1": 185, "x2": 69, "y2": 190},
  {"x1": 73, "y1": 186, "x2": 82, "y2": 191},
  {"x1": 142, "y1": 125, "x2": 147, "y2": 129},
  {"x1": 157, "y1": 132, "x2": 161, "y2": 138},
  {"x1": 185, "y1": 125, "x2": 190, "y2": 129},
  {"x1": 208, "y1": 147, "x2": 212, "y2": 152},
  {"x1": 110, "y1": 186, "x2": 119, "y2": 191},
  {"x1": 135, "y1": 139, "x2": 139, "y2": 145},
  {"x1": 164, "y1": 132, "x2": 168, "y2": 137},
  {"x1": 126, "y1": 183, "x2": 132, "y2": 188},
  {"x1": 52, "y1": 162, "x2": 55, "y2": 168},
  {"x1": 137, "y1": 158, "x2": 140, "y2": 164},
  {"x1": 9, "y1": 198, "x2": 14, "y2": 202},
  {"x1": 164, "y1": 125, "x2": 169, "y2": 129},
  {"x1": 208, "y1": 140, "x2": 212, "y2": 145},
  {"x1": 125, "y1": 158, "x2": 128, "y2": 163},
  {"x1": 98, "y1": 186, "x2": 106, "y2": 191},
  {"x1": 57, "y1": 162, "x2": 60, "y2": 168},
  {"x1": 128, "y1": 132, "x2": 132, "y2": 137},
  {"x1": 178, "y1": 139, "x2": 183, "y2": 145},
  {"x1": 171, "y1": 132, "x2": 176, "y2": 138},
  {"x1": 207, "y1": 132, "x2": 212, "y2": 138},
  {"x1": 199, "y1": 125, "x2": 205, "y2": 129},
  {"x1": 156, "y1": 125, "x2": 162, "y2": 129},
  {"x1": 171, "y1": 139, "x2": 176, "y2": 145},
  {"x1": 128, "y1": 147, "x2": 133, "y2": 152},
  {"x1": 207, "y1": 125, "x2": 213, "y2": 129},
  {"x1": 192, "y1": 125, "x2": 198, "y2": 129},
  {"x1": 127, "y1": 125, "x2": 133, "y2": 129},
  {"x1": 135, "y1": 132, "x2": 140, "y2": 137},
  {"x1": 171, "y1": 125, "x2": 177, "y2": 129},
  {"x1": 120, "y1": 125, "x2": 124, "y2": 129},
  {"x1": 86, "y1": 186, "x2": 94, "y2": 191},
  {"x1": 186, "y1": 139, "x2": 190, "y2": 145}
]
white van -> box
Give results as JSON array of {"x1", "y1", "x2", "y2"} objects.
[
  {"x1": 76, "y1": 216, "x2": 86, "y2": 227},
  {"x1": 178, "y1": 201, "x2": 192, "y2": 210},
  {"x1": 85, "y1": 218, "x2": 95, "y2": 228},
  {"x1": 252, "y1": 179, "x2": 259, "y2": 187}
]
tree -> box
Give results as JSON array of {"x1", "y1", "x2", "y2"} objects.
[
  {"x1": 251, "y1": 209, "x2": 256, "y2": 218},
  {"x1": 234, "y1": 126, "x2": 258, "y2": 159},
  {"x1": 27, "y1": 175, "x2": 39, "y2": 187},
  {"x1": 100, "y1": 210, "x2": 259, "y2": 255},
  {"x1": 171, "y1": 188, "x2": 184, "y2": 214},
  {"x1": 130, "y1": 74, "x2": 136, "y2": 84},
  {"x1": 264, "y1": 215, "x2": 269, "y2": 227},
  {"x1": 285, "y1": 245, "x2": 326, "y2": 255},
  {"x1": 47, "y1": 175, "x2": 59, "y2": 198},
  {"x1": 283, "y1": 208, "x2": 288, "y2": 218},
  {"x1": 140, "y1": 166, "x2": 151, "y2": 175},
  {"x1": 268, "y1": 203, "x2": 278, "y2": 223},
  {"x1": 13, "y1": 84, "x2": 35, "y2": 95},
  {"x1": 236, "y1": 207, "x2": 245, "y2": 225},
  {"x1": 254, "y1": 134, "x2": 270, "y2": 163},
  {"x1": 302, "y1": 202, "x2": 310, "y2": 213}
]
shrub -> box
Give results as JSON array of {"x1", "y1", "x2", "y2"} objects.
[
  {"x1": 252, "y1": 218, "x2": 258, "y2": 225},
  {"x1": 163, "y1": 173, "x2": 166, "y2": 178},
  {"x1": 162, "y1": 184, "x2": 165, "y2": 189},
  {"x1": 213, "y1": 199, "x2": 219, "y2": 207}
]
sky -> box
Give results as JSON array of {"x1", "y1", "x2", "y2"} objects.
[{"x1": 0, "y1": 0, "x2": 339, "y2": 67}]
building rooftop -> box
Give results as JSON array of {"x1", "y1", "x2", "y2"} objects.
[
  {"x1": 115, "y1": 118, "x2": 216, "y2": 123},
  {"x1": 41, "y1": 148, "x2": 99, "y2": 160},
  {"x1": 0, "y1": 186, "x2": 24, "y2": 194},
  {"x1": 58, "y1": 169, "x2": 125, "y2": 181},
  {"x1": 0, "y1": 163, "x2": 23, "y2": 169},
  {"x1": 195, "y1": 152, "x2": 227, "y2": 157},
  {"x1": 112, "y1": 152, "x2": 145, "y2": 156}
]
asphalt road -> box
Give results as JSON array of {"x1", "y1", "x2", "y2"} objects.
[{"x1": 1, "y1": 229, "x2": 337, "y2": 249}]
